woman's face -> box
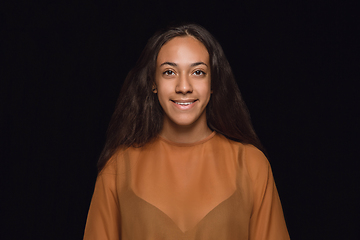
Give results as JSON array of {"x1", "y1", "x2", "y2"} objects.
[{"x1": 155, "y1": 36, "x2": 211, "y2": 128}]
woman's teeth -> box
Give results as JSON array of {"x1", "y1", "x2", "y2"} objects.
[{"x1": 175, "y1": 102, "x2": 193, "y2": 106}]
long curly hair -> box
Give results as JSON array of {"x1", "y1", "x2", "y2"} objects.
[{"x1": 97, "y1": 23, "x2": 263, "y2": 172}]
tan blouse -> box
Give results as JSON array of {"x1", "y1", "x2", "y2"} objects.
[{"x1": 83, "y1": 132, "x2": 290, "y2": 240}]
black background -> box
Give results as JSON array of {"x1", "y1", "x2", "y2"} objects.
[{"x1": 2, "y1": 1, "x2": 359, "y2": 239}]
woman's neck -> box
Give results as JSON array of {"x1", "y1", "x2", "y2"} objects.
[{"x1": 160, "y1": 116, "x2": 212, "y2": 144}]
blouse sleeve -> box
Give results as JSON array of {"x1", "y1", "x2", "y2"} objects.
[
  {"x1": 245, "y1": 145, "x2": 290, "y2": 240},
  {"x1": 83, "y1": 159, "x2": 121, "y2": 240}
]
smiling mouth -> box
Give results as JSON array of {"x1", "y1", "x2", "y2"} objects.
[{"x1": 171, "y1": 100, "x2": 198, "y2": 106}]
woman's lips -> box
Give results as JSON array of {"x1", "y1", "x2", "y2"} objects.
[{"x1": 171, "y1": 99, "x2": 197, "y2": 110}]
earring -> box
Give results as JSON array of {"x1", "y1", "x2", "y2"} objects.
[{"x1": 152, "y1": 87, "x2": 157, "y2": 93}]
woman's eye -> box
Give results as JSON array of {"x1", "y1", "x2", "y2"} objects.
[
  {"x1": 163, "y1": 70, "x2": 175, "y2": 76},
  {"x1": 193, "y1": 70, "x2": 205, "y2": 76}
]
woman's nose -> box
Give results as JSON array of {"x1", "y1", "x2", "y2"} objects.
[{"x1": 175, "y1": 74, "x2": 193, "y2": 94}]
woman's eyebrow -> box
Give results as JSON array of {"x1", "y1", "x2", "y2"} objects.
[
  {"x1": 160, "y1": 61, "x2": 177, "y2": 67},
  {"x1": 159, "y1": 61, "x2": 208, "y2": 67},
  {"x1": 190, "y1": 62, "x2": 208, "y2": 67}
]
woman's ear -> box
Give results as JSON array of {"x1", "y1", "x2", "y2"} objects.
[{"x1": 152, "y1": 85, "x2": 157, "y2": 93}]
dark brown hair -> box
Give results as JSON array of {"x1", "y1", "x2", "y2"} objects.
[{"x1": 97, "y1": 23, "x2": 263, "y2": 172}]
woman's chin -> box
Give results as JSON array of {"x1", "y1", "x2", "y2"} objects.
[
  {"x1": 172, "y1": 120, "x2": 197, "y2": 128},
  {"x1": 167, "y1": 116, "x2": 201, "y2": 128}
]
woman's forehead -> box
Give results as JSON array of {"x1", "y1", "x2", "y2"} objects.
[{"x1": 157, "y1": 36, "x2": 209, "y2": 66}]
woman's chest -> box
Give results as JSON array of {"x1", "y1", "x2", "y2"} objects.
[{"x1": 117, "y1": 148, "x2": 253, "y2": 237}]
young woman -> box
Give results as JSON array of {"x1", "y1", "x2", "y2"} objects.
[{"x1": 83, "y1": 24, "x2": 290, "y2": 240}]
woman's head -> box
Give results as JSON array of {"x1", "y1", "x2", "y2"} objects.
[
  {"x1": 130, "y1": 24, "x2": 244, "y2": 129},
  {"x1": 154, "y1": 35, "x2": 211, "y2": 131},
  {"x1": 97, "y1": 23, "x2": 263, "y2": 172}
]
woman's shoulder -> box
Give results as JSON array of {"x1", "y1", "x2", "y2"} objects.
[
  {"x1": 216, "y1": 135, "x2": 270, "y2": 180},
  {"x1": 98, "y1": 146, "x2": 131, "y2": 176},
  {"x1": 214, "y1": 133, "x2": 266, "y2": 158}
]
